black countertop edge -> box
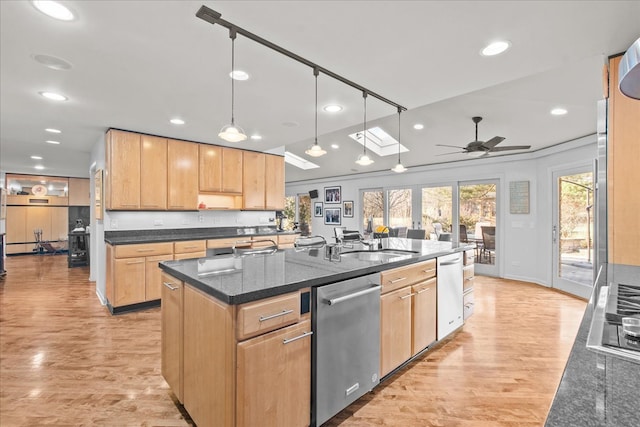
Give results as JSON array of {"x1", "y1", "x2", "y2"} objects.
[
  {"x1": 544, "y1": 263, "x2": 640, "y2": 427},
  {"x1": 159, "y1": 244, "x2": 472, "y2": 305},
  {"x1": 104, "y1": 226, "x2": 299, "y2": 245}
]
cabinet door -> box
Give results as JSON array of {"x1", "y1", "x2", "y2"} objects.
[
  {"x1": 199, "y1": 144, "x2": 223, "y2": 192},
  {"x1": 146, "y1": 254, "x2": 173, "y2": 301},
  {"x1": 412, "y1": 278, "x2": 437, "y2": 356},
  {"x1": 107, "y1": 130, "x2": 141, "y2": 209},
  {"x1": 168, "y1": 139, "x2": 198, "y2": 210},
  {"x1": 380, "y1": 286, "x2": 413, "y2": 377},
  {"x1": 236, "y1": 320, "x2": 311, "y2": 427},
  {"x1": 141, "y1": 135, "x2": 167, "y2": 210},
  {"x1": 161, "y1": 273, "x2": 183, "y2": 403},
  {"x1": 68, "y1": 178, "x2": 90, "y2": 206},
  {"x1": 242, "y1": 151, "x2": 265, "y2": 210},
  {"x1": 221, "y1": 147, "x2": 243, "y2": 193},
  {"x1": 113, "y1": 257, "x2": 146, "y2": 306},
  {"x1": 26, "y1": 206, "x2": 52, "y2": 241},
  {"x1": 51, "y1": 207, "x2": 68, "y2": 242},
  {"x1": 6, "y1": 206, "x2": 27, "y2": 244},
  {"x1": 264, "y1": 154, "x2": 284, "y2": 210}
]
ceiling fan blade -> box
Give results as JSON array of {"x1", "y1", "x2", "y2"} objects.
[
  {"x1": 483, "y1": 136, "x2": 505, "y2": 149},
  {"x1": 436, "y1": 151, "x2": 466, "y2": 156},
  {"x1": 489, "y1": 145, "x2": 531, "y2": 152},
  {"x1": 436, "y1": 144, "x2": 467, "y2": 149}
]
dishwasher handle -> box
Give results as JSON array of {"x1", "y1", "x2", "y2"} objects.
[
  {"x1": 439, "y1": 256, "x2": 462, "y2": 266},
  {"x1": 325, "y1": 285, "x2": 381, "y2": 306}
]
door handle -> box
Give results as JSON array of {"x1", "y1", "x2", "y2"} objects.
[
  {"x1": 259, "y1": 309, "x2": 294, "y2": 322},
  {"x1": 163, "y1": 282, "x2": 179, "y2": 291},
  {"x1": 326, "y1": 285, "x2": 381, "y2": 305},
  {"x1": 283, "y1": 331, "x2": 313, "y2": 345},
  {"x1": 552, "y1": 225, "x2": 557, "y2": 243},
  {"x1": 400, "y1": 292, "x2": 416, "y2": 300}
]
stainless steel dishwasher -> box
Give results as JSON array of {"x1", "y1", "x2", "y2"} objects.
[{"x1": 312, "y1": 273, "x2": 381, "y2": 427}]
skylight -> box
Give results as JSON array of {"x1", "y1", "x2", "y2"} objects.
[
  {"x1": 348, "y1": 126, "x2": 409, "y2": 157},
  {"x1": 284, "y1": 151, "x2": 319, "y2": 170}
]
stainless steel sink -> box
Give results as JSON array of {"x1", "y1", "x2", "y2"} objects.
[{"x1": 340, "y1": 249, "x2": 417, "y2": 262}]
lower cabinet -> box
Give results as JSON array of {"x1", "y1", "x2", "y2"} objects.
[
  {"x1": 411, "y1": 278, "x2": 437, "y2": 356},
  {"x1": 113, "y1": 257, "x2": 146, "y2": 306},
  {"x1": 161, "y1": 273, "x2": 183, "y2": 403},
  {"x1": 380, "y1": 287, "x2": 413, "y2": 377}
]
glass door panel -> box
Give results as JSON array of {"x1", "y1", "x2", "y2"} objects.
[
  {"x1": 459, "y1": 182, "x2": 497, "y2": 271},
  {"x1": 362, "y1": 189, "x2": 384, "y2": 236},
  {"x1": 297, "y1": 194, "x2": 311, "y2": 235},
  {"x1": 387, "y1": 188, "x2": 412, "y2": 234},
  {"x1": 421, "y1": 186, "x2": 453, "y2": 240}
]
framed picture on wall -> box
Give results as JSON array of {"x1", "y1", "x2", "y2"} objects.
[
  {"x1": 343, "y1": 200, "x2": 354, "y2": 218},
  {"x1": 324, "y1": 186, "x2": 341, "y2": 204},
  {"x1": 314, "y1": 202, "x2": 323, "y2": 217},
  {"x1": 324, "y1": 207, "x2": 341, "y2": 225}
]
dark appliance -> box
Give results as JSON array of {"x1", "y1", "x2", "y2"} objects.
[{"x1": 309, "y1": 189, "x2": 319, "y2": 199}]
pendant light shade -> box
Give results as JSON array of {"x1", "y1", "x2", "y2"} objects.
[
  {"x1": 391, "y1": 107, "x2": 407, "y2": 173},
  {"x1": 306, "y1": 68, "x2": 327, "y2": 157},
  {"x1": 219, "y1": 28, "x2": 247, "y2": 143},
  {"x1": 355, "y1": 92, "x2": 374, "y2": 166}
]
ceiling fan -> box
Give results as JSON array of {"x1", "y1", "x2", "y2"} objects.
[{"x1": 436, "y1": 116, "x2": 531, "y2": 157}]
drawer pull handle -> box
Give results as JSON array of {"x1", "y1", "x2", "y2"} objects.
[
  {"x1": 417, "y1": 288, "x2": 431, "y2": 294},
  {"x1": 465, "y1": 277, "x2": 474, "y2": 281},
  {"x1": 163, "y1": 282, "x2": 179, "y2": 291},
  {"x1": 400, "y1": 292, "x2": 416, "y2": 300},
  {"x1": 126, "y1": 260, "x2": 144, "y2": 265},
  {"x1": 141, "y1": 204, "x2": 159, "y2": 207},
  {"x1": 182, "y1": 246, "x2": 199, "y2": 249},
  {"x1": 119, "y1": 204, "x2": 138, "y2": 207},
  {"x1": 423, "y1": 269, "x2": 436, "y2": 273},
  {"x1": 389, "y1": 277, "x2": 407, "y2": 284},
  {"x1": 283, "y1": 331, "x2": 313, "y2": 345},
  {"x1": 259, "y1": 309, "x2": 294, "y2": 322},
  {"x1": 136, "y1": 249, "x2": 155, "y2": 253}
]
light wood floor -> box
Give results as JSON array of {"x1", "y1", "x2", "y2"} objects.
[{"x1": 0, "y1": 255, "x2": 586, "y2": 426}]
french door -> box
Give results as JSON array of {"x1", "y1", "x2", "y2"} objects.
[{"x1": 552, "y1": 168, "x2": 594, "y2": 298}]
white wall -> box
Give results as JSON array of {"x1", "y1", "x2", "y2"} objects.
[{"x1": 286, "y1": 135, "x2": 597, "y2": 288}]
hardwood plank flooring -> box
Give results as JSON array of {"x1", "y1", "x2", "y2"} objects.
[{"x1": 0, "y1": 255, "x2": 586, "y2": 426}]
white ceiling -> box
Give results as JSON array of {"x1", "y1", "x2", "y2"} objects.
[{"x1": 1, "y1": 1, "x2": 638, "y2": 183}]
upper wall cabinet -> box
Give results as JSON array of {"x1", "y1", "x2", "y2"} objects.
[
  {"x1": 168, "y1": 139, "x2": 199, "y2": 211},
  {"x1": 141, "y1": 135, "x2": 168, "y2": 210},
  {"x1": 68, "y1": 178, "x2": 91, "y2": 206},
  {"x1": 265, "y1": 154, "x2": 285, "y2": 210},
  {"x1": 242, "y1": 151, "x2": 266, "y2": 210},
  {"x1": 199, "y1": 145, "x2": 243, "y2": 194},
  {"x1": 106, "y1": 130, "x2": 141, "y2": 210}
]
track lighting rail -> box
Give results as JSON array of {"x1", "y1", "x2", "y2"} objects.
[{"x1": 196, "y1": 5, "x2": 407, "y2": 112}]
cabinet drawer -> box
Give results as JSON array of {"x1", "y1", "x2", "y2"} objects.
[
  {"x1": 173, "y1": 251, "x2": 206, "y2": 260},
  {"x1": 464, "y1": 276, "x2": 474, "y2": 292},
  {"x1": 237, "y1": 292, "x2": 301, "y2": 341},
  {"x1": 463, "y1": 265, "x2": 474, "y2": 281},
  {"x1": 174, "y1": 240, "x2": 206, "y2": 254},
  {"x1": 115, "y1": 242, "x2": 173, "y2": 258},
  {"x1": 381, "y1": 264, "x2": 420, "y2": 294},
  {"x1": 464, "y1": 291, "x2": 475, "y2": 320},
  {"x1": 207, "y1": 237, "x2": 250, "y2": 249},
  {"x1": 277, "y1": 234, "x2": 297, "y2": 245},
  {"x1": 417, "y1": 259, "x2": 437, "y2": 279},
  {"x1": 464, "y1": 249, "x2": 475, "y2": 266}
]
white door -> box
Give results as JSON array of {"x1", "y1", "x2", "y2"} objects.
[{"x1": 552, "y1": 168, "x2": 594, "y2": 298}]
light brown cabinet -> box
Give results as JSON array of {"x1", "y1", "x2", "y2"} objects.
[
  {"x1": 6, "y1": 206, "x2": 27, "y2": 254},
  {"x1": 140, "y1": 135, "x2": 167, "y2": 210},
  {"x1": 168, "y1": 139, "x2": 199, "y2": 210},
  {"x1": 264, "y1": 153, "x2": 285, "y2": 210},
  {"x1": 6, "y1": 205, "x2": 68, "y2": 254},
  {"x1": 105, "y1": 129, "x2": 141, "y2": 210},
  {"x1": 411, "y1": 278, "x2": 437, "y2": 356},
  {"x1": 380, "y1": 286, "x2": 413, "y2": 377},
  {"x1": 608, "y1": 55, "x2": 640, "y2": 267},
  {"x1": 173, "y1": 240, "x2": 206, "y2": 260},
  {"x1": 161, "y1": 272, "x2": 183, "y2": 403},
  {"x1": 113, "y1": 257, "x2": 146, "y2": 307},
  {"x1": 199, "y1": 145, "x2": 243, "y2": 194},
  {"x1": 68, "y1": 178, "x2": 90, "y2": 206},
  {"x1": 242, "y1": 151, "x2": 266, "y2": 210}
]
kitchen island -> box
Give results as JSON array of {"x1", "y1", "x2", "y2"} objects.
[{"x1": 159, "y1": 238, "x2": 473, "y2": 427}]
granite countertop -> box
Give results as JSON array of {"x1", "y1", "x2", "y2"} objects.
[
  {"x1": 159, "y1": 238, "x2": 473, "y2": 305},
  {"x1": 545, "y1": 263, "x2": 640, "y2": 427},
  {"x1": 104, "y1": 226, "x2": 299, "y2": 245}
]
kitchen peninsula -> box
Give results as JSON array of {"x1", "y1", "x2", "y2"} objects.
[{"x1": 159, "y1": 238, "x2": 474, "y2": 427}]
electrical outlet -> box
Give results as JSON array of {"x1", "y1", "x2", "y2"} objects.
[
  {"x1": 154, "y1": 219, "x2": 163, "y2": 226},
  {"x1": 110, "y1": 219, "x2": 118, "y2": 229},
  {"x1": 198, "y1": 215, "x2": 204, "y2": 223},
  {"x1": 236, "y1": 216, "x2": 241, "y2": 224}
]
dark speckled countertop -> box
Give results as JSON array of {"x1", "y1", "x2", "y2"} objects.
[
  {"x1": 159, "y1": 238, "x2": 472, "y2": 305},
  {"x1": 545, "y1": 264, "x2": 640, "y2": 427},
  {"x1": 104, "y1": 226, "x2": 299, "y2": 245}
]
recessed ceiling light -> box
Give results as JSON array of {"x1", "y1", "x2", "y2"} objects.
[
  {"x1": 170, "y1": 118, "x2": 185, "y2": 125},
  {"x1": 31, "y1": 54, "x2": 72, "y2": 70},
  {"x1": 323, "y1": 105, "x2": 343, "y2": 113},
  {"x1": 481, "y1": 40, "x2": 511, "y2": 56},
  {"x1": 230, "y1": 70, "x2": 249, "y2": 80},
  {"x1": 550, "y1": 107, "x2": 568, "y2": 116},
  {"x1": 46, "y1": 140, "x2": 61, "y2": 145},
  {"x1": 413, "y1": 124, "x2": 424, "y2": 130},
  {"x1": 32, "y1": 1, "x2": 75, "y2": 21},
  {"x1": 331, "y1": 143, "x2": 339, "y2": 149},
  {"x1": 39, "y1": 91, "x2": 68, "y2": 101},
  {"x1": 34, "y1": 165, "x2": 45, "y2": 170},
  {"x1": 250, "y1": 135, "x2": 262, "y2": 140},
  {"x1": 31, "y1": 155, "x2": 43, "y2": 160},
  {"x1": 45, "y1": 128, "x2": 61, "y2": 133}
]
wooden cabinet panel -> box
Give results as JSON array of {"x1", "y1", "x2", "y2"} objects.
[
  {"x1": 380, "y1": 286, "x2": 413, "y2": 377},
  {"x1": 199, "y1": 144, "x2": 223, "y2": 192},
  {"x1": 106, "y1": 244, "x2": 114, "y2": 304},
  {"x1": 68, "y1": 178, "x2": 90, "y2": 206},
  {"x1": 161, "y1": 273, "x2": 183, "y2": 403},
  {"x1": 277, "y1": 234, "x2": 297, "y2": 249},
  {"x1": 174, "y1": 240, "x2": 206, "y2": 254},
  {"x1": 6, "y1": 244, "x2": 29, "y2": 255},
  {"x1": 173, "y1": 251, "x2": 206, "y2": 260},
  {"x1": 183, "y1": 285, "x2": 236, "y2": 427},
  {"x1": 236, "y1": 320, "x2": 311, "y2": 427},
  {"x1": 608, "y1": 55, "x2": 640, "y2": 266},
  {"x1": 140, "y1": 135, "x2": 167, "y2": 210},
  {"x1": 6, "y1": 206, "x2": 27, "y2": 245},
  {"x1": 146, "y1": 254, "x2": 173, "y2": 301},
  {"x1": 168, "y1": 139, "x2": 198, "y2": 210},
  {"x1": 207, "y1": 237, "x2": 248, "y2": 249},
  {"x1": 113, "y1": 257, "x2": 146, "y2": 306},
  {"x1": 26, "y1": 206, "x2": 52, "y2": 241},
  {"x1": 412, "y1": 278, "x2": 437, "y2": 356},
  {"x1": 264, "y1": 154, "x2": 284, "y2": 210},
  {"x1": 114, "y1": 242, "x2": 173, "y2": 258},
  {"x1": 242, "y1": 151, "x2": 265, "y2": 210},
  {"x1": 51, "y1": 207, "x2": 68, "y2": 241},
  {"x1": 236, "y1": 291, "x2": 300, "y2": 341},
  {"x1": 221, "y1": 147, "x2": 243, "y2": 193},
  {"x1": 106, "y1": 130, "x2": 141, "y2": 210}
]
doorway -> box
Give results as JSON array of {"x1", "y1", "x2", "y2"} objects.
[{"x1": 552, "y1": 169, "x2": 594, "y2": 298}]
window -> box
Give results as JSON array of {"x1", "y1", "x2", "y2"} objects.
[{"x1": 362, "y1": 189, "x2": 384, "y2": 234}]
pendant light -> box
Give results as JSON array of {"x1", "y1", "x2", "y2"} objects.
[
  {"x1": 391, "y1": 107, "x2": 407, "y2": 173},
  {"x1": 305, "y1": 68, "x2": 326, "y2": 157},
  {"x1": 218, "y1": 28, "x2": 247, "y2": 143},
  {"x1": 355, "y1": 91, "x2": 374, "y2": 166}
]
